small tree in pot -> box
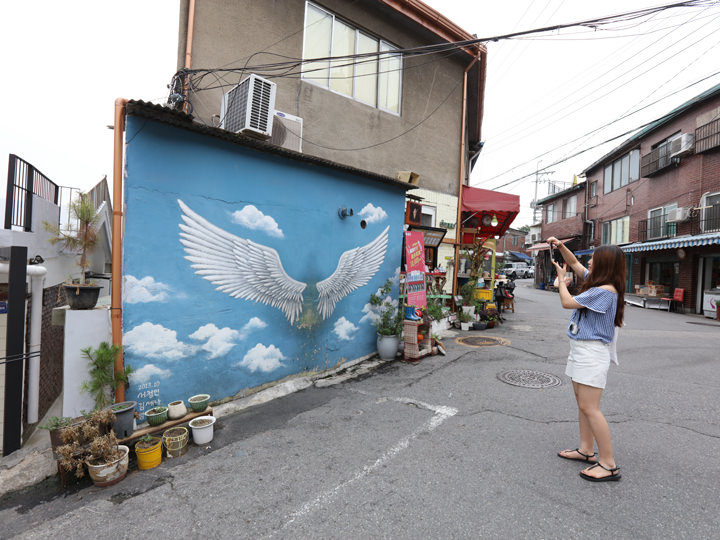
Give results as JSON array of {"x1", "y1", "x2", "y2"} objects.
[{"x1": 44, "y1": 192, "x2": 102, "y2": 309}]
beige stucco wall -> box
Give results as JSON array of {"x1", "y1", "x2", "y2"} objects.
[{"x1": 178, "y1": 0, "x2": 469, "y2": 197}]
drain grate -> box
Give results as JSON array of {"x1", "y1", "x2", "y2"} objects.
[
  {"x1": 497, "y1": 369, "x2": 562, "y2": 389},
  {"x1": 457, "y1": 336, "x2": 510, "y2": 347}
]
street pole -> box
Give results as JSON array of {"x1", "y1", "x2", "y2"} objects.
[{"x1": 534, "y1": 160, "x2": 542, "y2": 224}]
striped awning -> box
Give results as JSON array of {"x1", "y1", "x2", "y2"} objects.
[{"x1": 621, "y1": 232, "x2": 720, "y2": 253}]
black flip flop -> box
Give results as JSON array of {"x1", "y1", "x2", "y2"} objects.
[
  {"x1": 558, "y1": 448, "x2": 597, "y2": 463},
  {"x1": 579, "y1": 462, "x2": 621, "y2": 482}
]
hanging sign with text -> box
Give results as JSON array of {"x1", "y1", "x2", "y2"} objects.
[{"x1": 405, "y1": 231, "x2": 427, "y2": 309}]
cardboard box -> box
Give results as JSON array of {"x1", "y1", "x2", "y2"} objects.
[{"x1": 396, "y1": 171, "x2": 419, "y2": 185}]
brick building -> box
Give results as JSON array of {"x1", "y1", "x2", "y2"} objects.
[{"x1": 533, "y1": 83, "x2": 720, "y2": 314}]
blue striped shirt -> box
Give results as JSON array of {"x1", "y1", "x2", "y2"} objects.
[{"x1": 567, "y1": 280, "x2": 618, "y2": 343}]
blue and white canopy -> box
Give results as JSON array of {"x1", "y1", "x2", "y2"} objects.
[{"x1": 621, "y1": 232, "x2": 720, "y2": 253}]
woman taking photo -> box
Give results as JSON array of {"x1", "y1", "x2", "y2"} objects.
[{"x1": 547, "y1": 237, "x2": 625, "y2": 482}]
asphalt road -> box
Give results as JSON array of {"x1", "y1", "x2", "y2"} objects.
[{"x1": 2, "y1": 280, "x2": 719, "y2": 539}]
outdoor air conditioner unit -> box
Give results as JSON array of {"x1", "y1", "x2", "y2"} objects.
[
  {"x1": 220, "y1": 74, "x2": 277, "y2": 139},
  {"x1": 670, "y1": 133, "x2": 695, "y2": 159},
  {"x1": 667, "y1": 206, "x2": 691, "y2": 223},
  {"x1": 269, "y1": 111, "x2": 303, "y2": 152}
]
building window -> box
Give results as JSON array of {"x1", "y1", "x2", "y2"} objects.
[
  {"x1": 562, "y1": 195, "x2": 577, "y2": 220},
  {"x1": 701, "y1": 192, "x2": 720, "y2": 232},
  {"x1": 648, "y1": 204, "x2": 677, "y2": 240},
  {"x1": 546, "y1": 203, "x2": 556, "y2": 224},
  {"x1": 601, "y1": 216, "x2": 630, "y2": 245},
  {"x1": 303, "y1": 2, "x2": 402, "y2": 114},
  {"x1": 512, "y1": 236, "x2": 518, "y2": 246},
  {"x1": 590, "y1": 182, "x2": 597, "y2": 197},
  {"x1": 603, "y1": 149, "x2": 640, "y2": 194},
  {"x1": 421, "y1": 205, "x2": 436, "y2": 227}
]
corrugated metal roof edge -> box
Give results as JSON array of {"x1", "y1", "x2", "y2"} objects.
[
  {"x1": 125, "y1": 100, "x2": 414, "y2": 192},
  {"x1": 582, "y1": 82, "x2": 720, "y2": 175}
]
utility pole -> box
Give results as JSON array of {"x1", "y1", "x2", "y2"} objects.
[{"x1": 533, "y1": 160, "x2": 542, "y2": 224}]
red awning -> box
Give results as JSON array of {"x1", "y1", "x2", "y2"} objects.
[{"x1": 460, "y1": 185, "x2": 520, "y2": 242}]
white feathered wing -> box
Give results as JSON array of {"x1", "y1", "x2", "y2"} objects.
[
  {"x1": 316, "y1": 226, "x2": 389, "y2": 319},
  {"x1": 178, "y1": 200, "x2": 306, "y2": 325}
]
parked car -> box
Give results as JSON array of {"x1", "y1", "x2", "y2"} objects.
[{"x1": 503, "y1": 262, "x2": 532, "y2": 279}]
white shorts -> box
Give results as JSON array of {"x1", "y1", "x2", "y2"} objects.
[{"x1": 566, "y1": 339, "x2": 611, "y2": 389}]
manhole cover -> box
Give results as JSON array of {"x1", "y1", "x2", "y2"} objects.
[
  {"x1": 497, "y1": 369, "x2": 562, "y2": 389},
  {"x1": 457, "y1": 336, "x2": 510, "y2": 347}
]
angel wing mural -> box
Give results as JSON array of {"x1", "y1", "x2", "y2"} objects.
[{"x1": 178, "y1": 200, "x2": 388, "y2": 325}]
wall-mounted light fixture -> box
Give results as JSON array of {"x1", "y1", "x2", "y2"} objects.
[{"x1": 338, "y1": 207, "x2": 354, "y2": 219}]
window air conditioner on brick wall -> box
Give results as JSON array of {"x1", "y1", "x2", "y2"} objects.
[
  {"x1": 670, "y1": 133, "x2": 695, "y2": 159},
  {"x1": 220, "y1": 74, "x2": 276, "y2": 139},
  {"x1": 667, "y1": 207, "x2": 690, "y2": 223}
]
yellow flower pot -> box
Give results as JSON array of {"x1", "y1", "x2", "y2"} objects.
[{"x1": 135, "y1": 437, "x2": 162, "y2": 470}]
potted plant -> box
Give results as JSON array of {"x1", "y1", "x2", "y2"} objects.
[
  {"x1": 479, "y1": 307, "x2": 502, "y2": 328},
  {"x1": 80, "y1": 341, "x2": 136, "y2": 437},
  {"x1": 459, "y1": 310, "x2": 474, "y2": 331},
  {"x1": 369, "y1": 279, "x2": 404, "y2": 361},
  {"x1": 44, "y1": 192, "x2": 104, "y2": 309},
  {"x1": 134, "y1": 434, "x2": 162, "y2": 470},
  {"x1": 163, "y1": 426, "x2": 189, "y2": 458},
  {"x1": 188, "y1": 394, "x2": 210, "y2": 412},
  {"x1": 39, "y1": 416, "x2": 76, "y2": 459},
  {"x1": 55, "y1": 408, "x2": 129, "y2": 487},
  {"x1": 145, "y1": 406, "x2": 169, "y2": 426},
  {"x1": 189, "y1": 415, "x2": 217, "y2": 445}
]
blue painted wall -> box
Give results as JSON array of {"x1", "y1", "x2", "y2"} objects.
[{"x1": 123, "y1": 118, "x2": 405, "y2": 416}]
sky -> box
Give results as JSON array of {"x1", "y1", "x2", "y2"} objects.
[{"x1": 2, "y1": 1, "x2": 719, "y2": 227}]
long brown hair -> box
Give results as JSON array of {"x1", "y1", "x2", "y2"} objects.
[{"x1": 578, "y1": 245, "x2": 626, "y2": 327}]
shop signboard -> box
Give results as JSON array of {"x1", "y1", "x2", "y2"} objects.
[{"x1": 405, "y1": 230, "x2": 427, "y2": 309}]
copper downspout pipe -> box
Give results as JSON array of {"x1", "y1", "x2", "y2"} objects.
[
  {"x1": 112, "y1": 98, "x2": 128, "y2": 402},
  {"x1": 452, "y1": 54, "x2": 480, "y2": 298}
]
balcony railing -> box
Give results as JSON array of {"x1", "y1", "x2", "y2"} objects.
[
  {"x1": 696, "y1": 118, "x2": 720, "y2": 154},
  {"x1": 640, "y1": 139, "x2": 680, "y2": 177},
  {"x1": 691, "y1": 203, "x2": 720, "y2": 234},
  {"x1": 4, "y1": 154, "x2": 59, "y2": 231},
  {"x1": 638, "y1": 215, "x2": 677, "y2": 242}
]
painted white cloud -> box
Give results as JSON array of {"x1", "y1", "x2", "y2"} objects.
[
  {"x1": 124, "y1": 322, "x2": 195, "y2": 360},
  {"x1": 360, "y1": 296, "x2": 397, "y2": 326},
  {"x1": 238, "y1": 317, "x2": 268, "y2": 339},
  {"x1": 333, "y1": 316, "x2": 358, "y2": 341},
  {"x1": 124, "y1": 275, "x2": 172, "y2": 304},
  {"x1": 236, "y1": 343, "x2": 285, "y2": 373},
  {"x1": 231, "y1": 205, "x2": 284, "y2": 238},
  {"x1": 358, "y1": 203, "x2": 388, "y2": 224},
  {"x1": 189, "y1": 323, "x2": 241, "y2": 359},
  {"x1": 130, "y1": 364, "x2": 172, "y2": 384}
]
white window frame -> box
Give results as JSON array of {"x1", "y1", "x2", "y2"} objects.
[
  {"x1": 562, "y1": 195, "x2": 576, "y2": 220},
  {"x1": 701, "y1": 191, "x2": 720, "y2": 232},
  {"x1": 602, "y1": 216, "x2": 629, "y2": 245},
  {"x1": 302, "y1": 2, "x2": 402, "y2": 115},
  {"x1": 546, "y1": 203, "x2": 556, "y2": 224},
  {"x1": 648, "y1": 204, "x2": 677, "y2": 240},
  {"x1": 603, "y1": 149, "x2": 640, "y2": 194},
  {"x1": 421, "y1": 205, "x2": 436, "y2": 227}
]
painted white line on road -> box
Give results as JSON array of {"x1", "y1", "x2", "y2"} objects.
[{"x1": 277, "y1": 398, "x2": 458, "y2": 533}]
